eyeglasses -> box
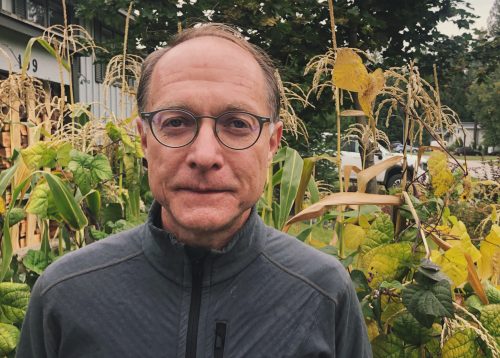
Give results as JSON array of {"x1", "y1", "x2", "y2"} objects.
[{"x1": 141, "y1": 108, "x2": 272, "y2": 150}]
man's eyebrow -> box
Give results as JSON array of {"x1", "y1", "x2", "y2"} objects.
[{"x1": 152, "y1": 103, "x2": 254, "y2": 113}]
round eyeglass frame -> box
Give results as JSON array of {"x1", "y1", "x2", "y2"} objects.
[{"x1": 141, "y1": 108, "x2": 272, "y2": 150}]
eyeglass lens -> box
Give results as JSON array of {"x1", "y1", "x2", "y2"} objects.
[{"x1": 150, "y1": 110, "x2": 262, "y2": 149}]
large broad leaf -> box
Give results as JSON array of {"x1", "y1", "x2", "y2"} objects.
[
  {"x1": 362, "y1": 213, "x2": 394, "y2": 251},
  {"x1": 478, "y1": 224, "x2": 500, "y2": 281},
  {"x1": 402, "y1": 279, "x2": 454, "y2": 328},
  {"x1": 43, "y1": 173, "x2": 88, "y2": 231},
  {"x1": 359, "y1": 242, "x2": 413, "y2": 288},
  {"x1": 480, "y1": 304, "x2": 500, "y2": 344},
  {"x1": 276, "y1": 147, "x2": 303, "y2": 230},
  {"x1": 68, "y1": 150, "x2": 113, "y2": 195},
  {"x1": 0, "y1": 160, "x2": 20, "y2": 196},
  {"x1": 371, "y1": 334, "x2": 418, "y2": 358},
  {"x1": 485, "y1": 282, "x2": 500, "y2": 304},
  {"x1": 392, "y1": 312, "x2": 434, "y2": 346},
  {"x1": 332, "y1": 48, "x2": 369, "y2": 93},
  {"x1": 343, "y1": 223, "x2": 366, "y2": 250},
  {"x1": 22, "y1": 249, "x2": 54, "y2": 275},
  {"x1": 6, "y1": 207, "x2": 26, "y2": 227},
  {"x1": 0, "y1": 282, "x2": 30, "y2": 323},
  {"x1": 0, "y1": 323, "x2": 20, "y2": 356},
  {"x1": 431, "y1": 247, "x2": 468, "y2": 287},
  {"x1": 106, "y1": 122, "x2": 135, "y2": 152},
  {"x1": 26, "y1": 181, "x2": 58, "y2": 219},
  {"x1": 359, "y1": 68, "x2": 385, "y2": 116},
  {"x1": 442, "y1": 329, "x2": 481, "y2": 358},
  {"x1": 21, "y1": 141, "x2": 72, "y2": 169}
]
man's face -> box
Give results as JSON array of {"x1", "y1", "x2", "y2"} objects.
[{"x1": 137, "y1": 36, "x2": 282, "y2": 246}]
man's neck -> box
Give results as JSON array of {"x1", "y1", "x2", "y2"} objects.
[{"x1": 160, "y1": 208, "x2": 251, "y2": 250}]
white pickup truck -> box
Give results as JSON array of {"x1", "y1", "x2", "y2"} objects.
[{"x1": 340, "y1": 139, "x2": 428, "y2": 189}]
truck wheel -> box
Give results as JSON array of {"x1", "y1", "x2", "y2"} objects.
[{"x1": 386, "y1": 173, "x2": 402, "y2": 189}]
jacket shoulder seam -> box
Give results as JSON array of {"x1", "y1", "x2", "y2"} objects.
[
  {"x1": 41, "y1": 250, "x2": 143, "y2": 296},
  {"x1": 261, "y1": 251, "x2": 339, "y2": 303}
]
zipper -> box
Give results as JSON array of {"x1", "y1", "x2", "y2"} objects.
[
  {"x1": 213, "y1": 322, "x2": 227, "y2": 358},
  {"x1": 185, "y1": 248, "x2": 206, "y2": 358}
]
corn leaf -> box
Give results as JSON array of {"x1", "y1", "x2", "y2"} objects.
[
  {"x1": 284, "y1": 192, "x2": 401, "y2": 231},
  {"x1": 276, "y1": 147, "x2": 303, "y2": 230},
  {"x1": 43, "y1": 172, "x2": 88, "y2": 231},
  {"x1": 357, "y1": 156, "x2": 403, "y2": 193},
  {"x1": 294, "y1": 155, "x2": 336, "y2": 213},
  {"x1": 22, "y1": 37, "x2": 69, "y2": 76},
  {"x1": 340, "y1": 109, "x2": 366, "y2": 117}
]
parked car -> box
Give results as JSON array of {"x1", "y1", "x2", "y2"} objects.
[
  {"x1": 392, "y1": 143, "x2": 419, "y2": 154},
  {"x1": 341, "y1": 139, "x2": 428, "y2": 189},
  {"x1": 453, "y1": 146, "x2": 481, "y2": 156}
]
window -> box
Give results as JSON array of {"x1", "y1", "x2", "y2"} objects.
[
  {"x1": 27, "y1": 0, "x2": 46, "y2": 26},
  {"x1": 5, "y1": 0, "x2": 68, "y2": 27}
]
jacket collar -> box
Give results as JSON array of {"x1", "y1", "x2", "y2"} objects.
[{"x1": 142, "y1": 201, "x2": 266, "y2": 286}]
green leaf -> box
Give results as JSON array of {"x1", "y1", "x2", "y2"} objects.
[
  {"x1": 0, "y1": 322, "x2": 20, "y2": 356},
  {"x1": 7, "y1": 208, "x2": 25, "y2": 227},
  {"x1": 0, "y1": 160, "x2": 20, "y2": 196},
  {"x1": 276, "y1": 147, "x2": 303, "y2": 230},
  {"x1": 350, "y1": 270, "x2": 371, "y2": 300},
  {"x1": 480, "y1": 304, "x2": 500, "y2": 338},
  {"x1": 402, "y1": 279, "x2": 454, "y2": 328},
  {"x1": 86, "y1": 190, "x2": 101, "y2": 217},
  {"x1": 68, "y1": 150, "x2": 113, "y2": 195},
  {"x1": 105, "y1": 122, "x2": 135, "y2": 151},
  {"x1": 417, "y1": 258, "x2": 452, "y2": 283},
  {"x1": 21, "y1": 142, "x2": 58, "y2": 169},
  {"x1": 442, "y1": 329, "x2": 481, "y2": 358},
  {"x1": 392, "y1": 312, "x2": 434, "y2": 346},
  {"x1": 465, "y1": 295, "x2": 484, "y2": 314},
  {"x1": 359, "y1": 242, "x2": 413, "y2": 288},
  {"x1": 26, "y1": 181, "x2": 58, "y2": 219},
  {"x1": 371, "y1": 334, "x2": 407, "y2": 358},
  {"x1": 362, "y1": 213, "x2": 394, "y2": 251},
  {"x1": 43, "y1": 173, "x2": 88, "y2": 230},
  {"x1": 89, "y1": 227, "x2": 108, "y2": 240},
  {"x1": 485, "y1": 282, "x2": 500, "y2": 304},
  {"x1": 0, "y1": 282, "x2": 30, "y2": 323},
  {"x1": 22, "y1": 250, "x2": 54, "y2": 275}
]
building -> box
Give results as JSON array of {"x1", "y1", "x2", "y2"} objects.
[{"x1": 0, "y1": 0, "x2": 135, "y2": 119}]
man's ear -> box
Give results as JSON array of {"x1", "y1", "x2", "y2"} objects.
[
  {"x1": 136, "y1": 117, "x2": 148, "y2": 156},
  {"x1": 268, "y1": 121, "x2": 283, "y2": 162}
]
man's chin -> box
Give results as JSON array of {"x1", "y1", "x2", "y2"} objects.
[{"x1": 162, "y1": 205, "x2": 251, "y2": 239}]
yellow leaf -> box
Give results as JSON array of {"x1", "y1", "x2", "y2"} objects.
[
  {"x1": 0, "y1": 196, "x2": 5, "y2": 215},
  {"x1": 359, "y1": 214, "x2": 371, "y2": 229},
  {"x1": 359, "y1": 68, "x2": 385, "y2": 116},
  {"x1": 432, "y1": 247, "x2": 468, "y2": 287},
  {"x1": 365, "y1": 319, "x2": 379, "y2": 341},
  {"x1": 344, "y1": 223, "x2": 366, "y2": 250},
  {"x1": 428, "y1": 151, "x2": 454, "y2": 197},
  {"x1": 305, "y1": 235, "x2": 327, "y2": 249},
  {"x1": 333, "y1": 48, "x2": 369, "y2": 93},
  {"x1": 359, "y1": 242, "x2": 413, "y2": 288},
  {"x1": 478, "y1": 225, "x2": 500, "y2": 281}
]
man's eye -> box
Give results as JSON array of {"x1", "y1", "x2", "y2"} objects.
[
  {"x1": 227, "y1": 118, "x2": 250, "y2": 129},
  {"x1": 165, "y1": 118, "x2": 185, "y2": 127}
]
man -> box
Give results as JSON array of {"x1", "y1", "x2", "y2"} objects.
[{"x1": 18, "y1": 24, "x2": 371, "y2": 357}]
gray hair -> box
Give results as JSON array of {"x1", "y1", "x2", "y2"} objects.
[{"x1": 136, "y1": 23, "x2": 280, "y2": 122}]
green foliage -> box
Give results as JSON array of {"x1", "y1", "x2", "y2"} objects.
[
  {"x1": 362, "y1": 213, "x2": 394, "y2": 251},
  {"x1": 402, "y1": 276, "x2": 454, "y2": 328},
  {"x1": 68, "y1": 150, "x2": 113, "y2": 195},
  {"x1": 0, "y1": 323, "x2": 20, "y2": 356},
  {"x1": 22, "y1": 250, "x2": 55, "y2": 276},
  {"x1": 442, "y1": 329, "x2": 482, "y2": 358},
  {"x1": 392, "y1": 312, "x2": 434, "y2": 346}
]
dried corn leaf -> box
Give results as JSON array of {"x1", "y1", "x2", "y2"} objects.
[
  {"x1": 357, "y1": 156, "x2": 403, "y2": 193},
  {"x1": 283, "y1": 192, "x2": 401, "y2": 231},
  {"x1": 359, "y1": 68, "x2": 385, "y2": 116}
]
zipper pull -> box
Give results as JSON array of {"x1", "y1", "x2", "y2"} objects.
[{"x1": 214, "y1": 322, "x2": 227, "y2": 358}]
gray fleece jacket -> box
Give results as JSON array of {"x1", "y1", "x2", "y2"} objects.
[{"x1": 17, "y1": 202, "x2": 371, "y2": 357}]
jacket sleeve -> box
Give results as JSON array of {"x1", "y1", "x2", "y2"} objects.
[
  {"x1": 16, "y1": 276, "x2": 57, "y2": 358},
  {"x1": 335, "y1": 279, "x2": 372, "y2": 357}
]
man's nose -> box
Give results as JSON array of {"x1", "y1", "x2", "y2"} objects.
[{"x1": 185, "y1": 119, "x2": 224, "y2": 171}]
